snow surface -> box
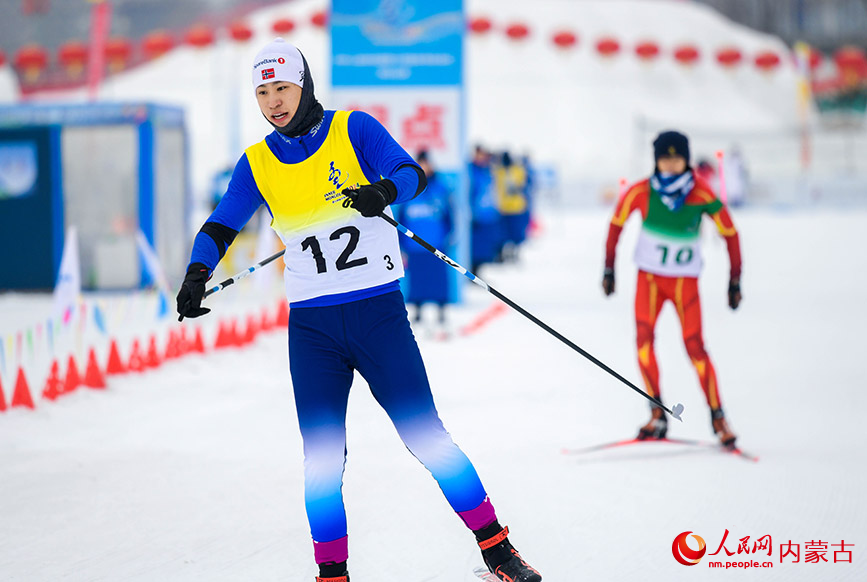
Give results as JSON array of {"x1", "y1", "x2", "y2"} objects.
[{"x1": 2, "y1": 207, "x2": 866, "y2": 581}]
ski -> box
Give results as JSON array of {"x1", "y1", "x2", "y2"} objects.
[
  {"x1": 473, "y1": 566, "x2": 500, "y2": 581},
  {"x1": 561, "y1": 437, "x2": 759, "y2": 462}
]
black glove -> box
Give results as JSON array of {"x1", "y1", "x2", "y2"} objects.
[
  {"x1": 343, "y1": 179, "x2": 397, "y2": 217},
  {"x1": 602, "y1": 268, "x2": 615, "y2": 296},
  {"x1": 728, "y1": 278, "x2": 742, "y2": 310},
  {"x1": 176, "y1": 263, "x2": 211, "y2": 322}
]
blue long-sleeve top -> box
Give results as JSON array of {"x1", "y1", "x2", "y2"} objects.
[{"x1": 190, "y1": 110, "x2": 423, "y2": 271}]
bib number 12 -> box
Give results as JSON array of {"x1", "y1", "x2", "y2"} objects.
[{"x1": 301, "y1": 226, "x2": 369, "y2": 273}]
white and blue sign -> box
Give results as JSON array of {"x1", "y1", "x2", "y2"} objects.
[
  {"x1": 332, "y1": 0, "x2": 468, "y2": 303},
  {"x1": 332, "y1": 0, "x2": 463, "y2": 86},
  {"x1": 0, "y1": 141, "x2": 38, "y2": 199}
]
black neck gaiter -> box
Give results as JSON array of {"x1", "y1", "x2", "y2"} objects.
[{"x1": 267, "y1": 53, "x2": 324, "y2": 138}]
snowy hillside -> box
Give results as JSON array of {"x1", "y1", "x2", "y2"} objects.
[
  {"x1": 467, "y1": 0, "x2": 803, "y2": 183},
  {"x1": 28, "y1": 0, "x2": 804, "y2": 207}
]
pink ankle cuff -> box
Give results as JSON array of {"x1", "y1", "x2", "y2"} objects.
[
  {"x1": 458, "y1": 497, "x2": 497, "y2": 530},
  {"x1": 313, "y1": 535, "x2": 348, "y2": 564}
]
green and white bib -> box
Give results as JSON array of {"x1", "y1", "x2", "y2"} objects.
[{"x1": 634, "y1": 190, "x2": 722, "y2": 277}]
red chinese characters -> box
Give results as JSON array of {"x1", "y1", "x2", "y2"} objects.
[
  {"x1": 345, "y1": 103, "x2": 390, "y2": 128},
  {"x1": 401, "y1": 104, "x2": 445, "y2": 151}
]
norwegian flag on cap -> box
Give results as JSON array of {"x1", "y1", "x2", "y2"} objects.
[{"x1": 261, "y1": 68, "x2": 275, "y2": 80}]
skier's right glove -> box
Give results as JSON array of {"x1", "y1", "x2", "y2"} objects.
[
  {"x1": 176, "y1": 263, "x2": 211, "y2": 322},
  {"x1": 343, "y1": 179, "x2": 398, "y2": 217},
  {"x1": 728, "y1": 278, "x2": 741, "y2": 310},
  {"x1": 602, "y1": 268, "x2": 615, "y2": 296}
]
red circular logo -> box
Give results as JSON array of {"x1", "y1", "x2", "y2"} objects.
[
  {"x1": 278, "y1": 57, "x2": 285, "y2": 64},
  {"x1": 672, "y1": 531, "x2": 706, "y2": 566}
]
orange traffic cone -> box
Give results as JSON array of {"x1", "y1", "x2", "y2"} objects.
[
  {"x1": 145, "y1": 335, "x2": 162, "y2": 368},
  {"x1": 178, "y1": 325, "x2": 195, "y2": 356},
  {"x1": 63, "y1": 355, "x2": 81, "y2": 394},
  {"x1": 214, "y1": 320, "x2": 231, "y2": 349},
  {"x1": 11, "y1": 367, "x2": 35, "y2": 409},
  {"x1": 175, "y1": 327, "x2": 189, "y2": 357},
  {"x1": 83, "y1": 348, "x2": 107, "y2": 389},
  {"x1": 106, "y1": 338, "x2": 127, "y2": 375},
  {"x1": 231, "y1": 319, "x2": 245, "y2": 346},
  {"x1": 0, "y1": 374, "x2": 7, "y2": 412},
  {"x1": 163, "y1": 330, "x2": 178, "y2": 360},
  {"x1": 192, "y1": 327, "x2": 206, "y2": 353},
  {"x1": 244, "y1": 314, "x2": 259, "y2": 344},
  {"x1": 42, "y1": 359, "x2": 63, "y2": 400},
  {"x1": 128, "y1": 339, "x2": 146, "y2": 372},
  {"x1": 276, "y1": 299, "x2": 289, "y2": 327},
  {"x1": 260, "y1": 308, "x2": 274, "y2": 332}
]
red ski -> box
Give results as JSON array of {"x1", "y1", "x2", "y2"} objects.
[
  {"x1": 473, "y1": 566, "x2": 500, "y2": 581},
  {"x1": 561, "y1": 437, "x2": 758, "y2": 462}
]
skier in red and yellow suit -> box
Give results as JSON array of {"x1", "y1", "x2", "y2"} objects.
[{"x1": 603, "y1": 131, "x2": 742, "y2": 446}]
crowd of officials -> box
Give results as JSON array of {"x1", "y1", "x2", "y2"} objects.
[{"x1": 395, "y1": 145, "x2": 536, "y2": 333}]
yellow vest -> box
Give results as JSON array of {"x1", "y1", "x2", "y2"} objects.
[
  {"x1": 245, "y1": 111, "x2": 403, "y2": 302},
  {"x1": 493, "y1": 165, "x2": 528, "y2": 215}
]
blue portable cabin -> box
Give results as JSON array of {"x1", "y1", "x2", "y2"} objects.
[{"x1": 0, "y1": 102, "x2": 189, "y2": 290}]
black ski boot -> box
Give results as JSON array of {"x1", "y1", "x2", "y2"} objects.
[
  {"x1": 316, "y1": 560, "x2": 349, "y2": 582},
  {"x1": 637, "y1": 405, "x2": 667, "y2": 440},
  {"x1": 475, "y1": 522, "x2": 542, "y2": 582}
]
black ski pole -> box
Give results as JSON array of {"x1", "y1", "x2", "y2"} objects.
[
  {"x1": 203, "y1": 249, "x2": 286, "y2": 298},
  {"x1": 377, "y1": 210, "x2": 683, "y2": 421}
]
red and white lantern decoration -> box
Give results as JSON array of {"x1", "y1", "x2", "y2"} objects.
[
  {"x1": 595, "y1": 37, "x2": 620, "y2": 57},
  {"x1": 505, "y1": 23, "x2": 530, "y2": 41},
  {"x1": 272, "y1": 17, "x2": 296, "y2": 36},
  {"x1": 468, "y1": 16, "x2": 492, "y2": 35},
  {"x1": 552, "y1": 30, "x2": 577, "y2": 50},
  {"x1": 754, "y1": 51, "x2": 781, "y2": 73},
  {"x1": 715, "y1": 46, "x2": 742, "y2": 68},
  {"x1": 311, "y1": 10, "x2": 328, "y2": 28},
  {"x1": 185, "y1": 24, "x2": 215, "y2": 49},
  {"x1": 105, "y1": 37, "x2": 133, "y2": 72},
  {"x1": 58, "y1": 40, "x2": 89, "y2": 79},
  {"x1": 634, "y1": 40, "x2": 660, "y2": 61},
  {"x1": 14, "y1": 44, "x2": 48, "y2": 82},
  {"x1": 673, "y1": 44, "x2": 700, "y2": 66},
  {"x1": 142, "y1": 31, "x2": 175, "y2": 60},
  {"x1": 833, "y1": 45, "x2": 867, "y2": 86},
  {"x1": 229, "y1": 21, "x2": 253, "y2": 43}
]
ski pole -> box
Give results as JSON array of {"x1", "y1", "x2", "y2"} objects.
[
  {"x1": 715, "y1": 150, "x2": 728, "y2": 205},
  {"x1": 373, "y1": 211, "x2": 683, "y2": 421},
  {"x1": 203, "y1": 249, "x2": 285, "y2": 298}
]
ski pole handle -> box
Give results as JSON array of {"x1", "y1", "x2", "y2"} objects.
[{"x1": 203, "y1": 249, "x2": 285, "y2": 298}]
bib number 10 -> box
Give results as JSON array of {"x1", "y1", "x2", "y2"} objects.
[{"x1": 656, "y1": 244, "x2": 693, "y2": 265}]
